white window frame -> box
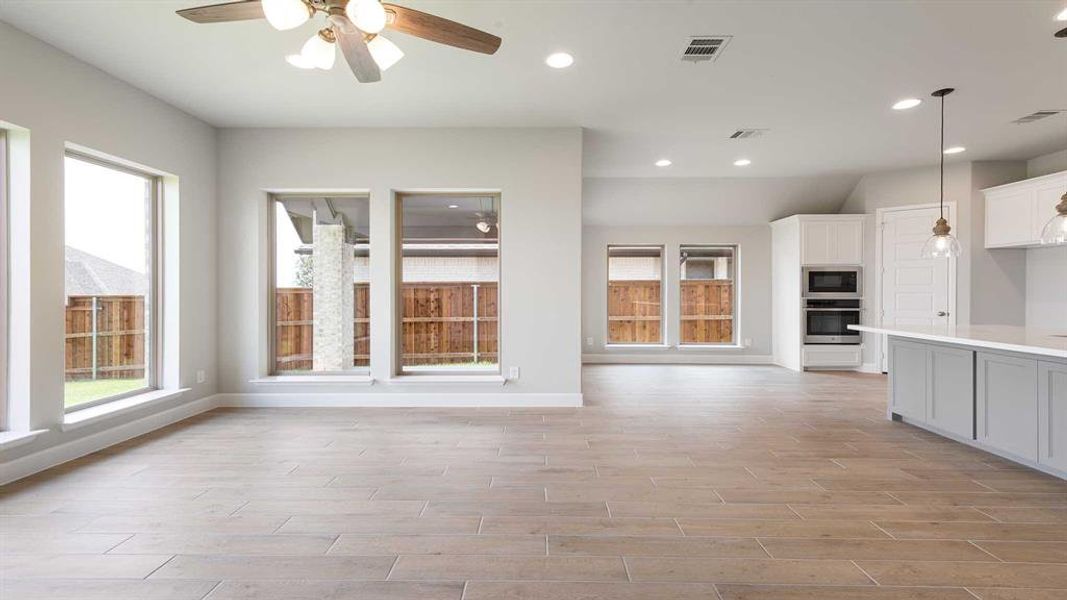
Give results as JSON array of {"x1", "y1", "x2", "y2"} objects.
[
  {"x1": 395, "y1": 192, "x2": 502, "y2": 376},
  {"x1": 678, "y1": 243, "x2": 739, "y2": 347},
  {"x1": 63, "y1": 151, "x2": 162, "y2": 413},
  {"x1": 268, "y1": 193, "x2": 372, "y2": 376},
  {"x1": 605, "y1": 244, "x2": 667, "y2": 347},
  {"x1": 0, "y1": 130, "x2": 8, "y2": 429}
]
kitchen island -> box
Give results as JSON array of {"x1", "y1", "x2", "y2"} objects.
[{"x1": 849, "y1": 324, "x2": 1067, "y2": 480}]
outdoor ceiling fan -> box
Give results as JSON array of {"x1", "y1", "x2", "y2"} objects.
[{"x1": 177, "y1": 0, "x2": 502, "y2": 83}]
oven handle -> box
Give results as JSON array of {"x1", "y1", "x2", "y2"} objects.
[{"x1": 803, "y1": 308, "x2": 862, "y2": 312}]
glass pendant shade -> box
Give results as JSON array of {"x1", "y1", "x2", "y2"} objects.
[
  {"x1": 368, "y1": 35, "x2": 404, "y2": 70},
  {"x1": 921, "y1": 218, "x2": 962, "y2": 259},
  {"x1": 262, "y1": 0, "x2": 310, "y2": 31},
  {"x1": 1039, "y1": 193, "x2": 1067, "y2": 245},
  {"x1": 300, "y1": 32, "x2": 336, "y2": 70},
  {"x1": 347, "y1": 0, "x2": 387, "y2": 34}
]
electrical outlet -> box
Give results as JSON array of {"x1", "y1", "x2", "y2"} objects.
[
  {"x1": 196, "y1": 370, "x2": 206, "y2": 384},
  {"x1": 586, "y1": 337, "x2": 593, "y2": 347},
  {"x1": 508, "y1": 366, "x2": 520, "y2": 380},
  {"x1": 743, "y1": 338, "x2": 752, "y2": 348}
]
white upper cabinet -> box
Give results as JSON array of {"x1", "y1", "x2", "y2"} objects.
[
  {"x1": 984, "y1": 170, "x2": 1067, "y2": 248},
  {"x1": 800, "y1": 217, "x2": 864, "y2": 265}
]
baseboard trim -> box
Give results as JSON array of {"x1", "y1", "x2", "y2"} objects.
[
  {"x1": 216, "y1": 392, "x2": 584, "y2": 408},
  {"x1": 582, "y1": 353, "x2": 773, "y2": 365},
  {"x1": 0, "y1": 394, "x2": 220, "y2": 486},
  {"x1": 856, "y1": 362, "x2": 883, "y2": 374}
]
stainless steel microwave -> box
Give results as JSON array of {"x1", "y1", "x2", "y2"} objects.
[{"x1": 802, "y1": 266, "x2": 862, "y2": 298}]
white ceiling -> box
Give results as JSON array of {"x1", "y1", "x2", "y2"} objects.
[{"x1": 1, "y1": 0, "x2": 1065, "y2": 179}]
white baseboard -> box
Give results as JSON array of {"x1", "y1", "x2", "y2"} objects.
[
  {"x1": 856, "y1": 362, "x2": 884, "y2": 374},
  {"x1": 217, "y1": 392, "x2": 584, "y2": 408},
  {"x1": 0, "y1": 394, "x2": 220, "y2": 486},
  {"x1": 582, "y1": 353, "x2": 773, "y2": 365}
]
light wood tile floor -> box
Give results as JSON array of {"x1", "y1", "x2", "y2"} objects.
[{"x1": 3, "y1": 365, "x2": 1067, "y2": 599}]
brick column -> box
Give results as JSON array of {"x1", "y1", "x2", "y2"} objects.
[{"x1": 312, "y1": 222, "x2": 354, "y2": 371}]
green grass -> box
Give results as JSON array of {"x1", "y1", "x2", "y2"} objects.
[{"x1": 65, "y1": 378, "x2": 146, "y2": 408}]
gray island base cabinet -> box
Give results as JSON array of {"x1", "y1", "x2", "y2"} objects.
[{"x1": 877, "y1": 331, "x2": 1067, "y2": 480}]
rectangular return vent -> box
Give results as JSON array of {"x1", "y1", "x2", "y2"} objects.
[
  {"x1": 682, "y1": 36, "x2": 732, "y2": 63},
  {"x1": 1012, "y1": 110, "x2": 1066, "y2": 124},
  {"x1": 729, "y1": 129, "x2": 766, "y2": 139}
]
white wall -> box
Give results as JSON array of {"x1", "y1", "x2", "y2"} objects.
[
  {"x1": 1026, "y1": 246, "x2": 1067, "y2": 330},
  {"x1": 0, "y1": 23, "x2": 218, "y2": 460},
  {"x1": 1027, "y1": 148, "x2": 1067, "y2": 178},
  {"x1": 1023, "y1": 148, "x2": 1067, "y2": 330},
  {"x1": 217, "y1": 128, "x2": 583, "y2": 402},
  {"x1": 582, "y1": 224, "x2": 772, "y2": 363}
]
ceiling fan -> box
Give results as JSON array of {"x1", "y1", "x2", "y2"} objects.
[{"x1": 177, "y1": 0, "x2": 501, "y2": 83}]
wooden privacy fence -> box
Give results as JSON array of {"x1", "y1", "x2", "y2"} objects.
[
  {"x1": 275, "y1": 282, "x2": 498, "y2": 371},
  {"x1": 65, "y1": 295, "x2": 145, "y2": 381},
  {"x1": 608, "y1": 280, "x2": 733, "y2": 344}
]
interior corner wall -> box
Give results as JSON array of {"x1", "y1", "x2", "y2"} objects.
[
  {"x1": 0, "y1": 22, "x2": 219, "y2": 460},
  {"x1": 580, "y1": 224, "x2": 772, "y2": 363},
  {"x1": 216, "y1": 128, "x2": 583, "y2": 402},
  {"x1": 1027, "y1": 148, "x2": 1067, "y2": 177}
]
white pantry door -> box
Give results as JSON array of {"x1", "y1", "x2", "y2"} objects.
[{"x1": 879, "y1": 204, "x2": 957, "y2": 371}]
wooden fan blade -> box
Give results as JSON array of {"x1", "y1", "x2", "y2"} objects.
[
  {"x1": 328, "y1": 15, "x2": 382, "y2": 83},
  {"x1": 177, "y1": 0, "x2": 263, "y2": 23},
  {"x1": 383, "y1": 3, "x2": 501, "y2": 55}
]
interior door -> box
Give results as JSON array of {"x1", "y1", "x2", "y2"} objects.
[{"x1": 879, "y1": 205, "x2": 957, "y2": 371}]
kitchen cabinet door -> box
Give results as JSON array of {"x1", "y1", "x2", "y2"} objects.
[
  {"x1": 1038, "y1": 360, "x2": 1067, "y2": 473},
  {"x1": 801, "y1": 221, "x2": 832, "y2": 265},
  {"x1": 831, "y1": 221, "x2": 864, "y2": 264},
  {"x1": 985, "y1": 188, "x2": 1034, "y2": 248},
  {"x1": 889, "y1": 339, "x2": 928, "y2": 421},
  {"x1": 977, "y1": 351, "x2": 1039, "y2": 461},
  {"x1": 927, "y1": 345, "x2": 975, "y2": 439},
  {"x1": 1033, "y1": 183, "x2": 1065, "y2": 245}
]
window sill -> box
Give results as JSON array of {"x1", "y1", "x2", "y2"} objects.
[
  {"x1": 62, "y1": 388, "x2": 190, "y2": 432},
  {"x1": 605, "y1": 344, "x2": 670, "y2": 350},
  {"x1": 384, "y1": 374, "x2": 507, "y2": 386},
  {"x1": 0, "y1": 429, "x2": 49, "y2": 452},
  {"x1": 249, "y1": 375, "x2": 374, "y2": 386},
  {"x1": 677, "y1": 344, "x2": 746, "y2": 350}
]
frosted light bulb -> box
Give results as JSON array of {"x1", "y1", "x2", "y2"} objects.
[
  {"x1": 262, "y1": 0, "x2": 310, "y2": 31},
  {"x1": 347, "y1": 0, "x2": 387, "y2": 34},
  {"x1": 301, "y1": 33, "x2": 336, "y2": 70},
  {"x1": 368, "y1": 35, "x2": 404, "y2": 70}
]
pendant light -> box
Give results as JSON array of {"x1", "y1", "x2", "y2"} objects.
[
  {"x1": 1039, "y1": 192, "x2": 1067, "y2": 245},
  {"x1": 920, "y1": 87, "x2": 962, "y2": 259}
]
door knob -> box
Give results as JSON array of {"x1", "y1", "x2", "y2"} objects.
[{"x1": 936, "y1": 311, "x2": 948, "y2": 317}]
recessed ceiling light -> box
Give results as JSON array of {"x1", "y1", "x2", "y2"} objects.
[
  {"x1": 545, "y1": 52, "x2": 574, "y2": 69},
  {"x1": 943, "y1": 146, "x2": 966, "y2": 155},
  {"x1": 1056, "y1": 7, "x2": 1067, "y2": 21},
  {"x1": 892, "y1": 98, "x2": 922, "y2": 110},
  {"x1": 447, "y1": 204, "x2": 460, "y2": 209},
  {"x1": 733, "y1": 159, "x2": 752, "y2": 167},
  {"x1": 655, "y1": 159, "x2": 672, "y2": 167}
]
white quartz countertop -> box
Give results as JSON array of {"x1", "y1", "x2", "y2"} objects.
[{"x1": 848, "y1": 324, "x2": 1067, "y2": 359}]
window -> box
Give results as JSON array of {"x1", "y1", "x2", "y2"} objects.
[
  {"x1": 607, "y1": 245, "x2": 664, "y2": 345},
  {"x1": 0, "y1": 130, "x2": 8, "y2": 427},
  {"x1": 398, "y1": 194, "x2": 499, "y2": 373},
  {"x1": 271, "y1": 195, "x2": 370, "y2": 374},
  {"x1": 680, "y1": 244, "x2": 737, "y2": 345},
  {"x1": 63, "y1": 154, "x2": 159, "y2": 410}
]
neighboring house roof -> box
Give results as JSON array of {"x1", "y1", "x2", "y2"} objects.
[{"x1": 65, "y1": 246, "x2": 148, "y2": 297}]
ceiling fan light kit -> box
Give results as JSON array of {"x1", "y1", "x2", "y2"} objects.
[
  {"x1": 263, "y1": 0, "x2": 312, "y2": 30},
  {"x1": 177, "y1": 0, "x2": 502, "y2": 83}
]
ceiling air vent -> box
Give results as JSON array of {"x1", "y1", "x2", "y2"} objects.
[
  {"x1": 729, "y1": 129, "x2": 766, "y2": 139},
  {"x1": 1012, "y1": 110, "x2": 1066, "y2": 124},
  {"x1": 682, "y1": 36, "x2": 732, "y2": 63}
]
